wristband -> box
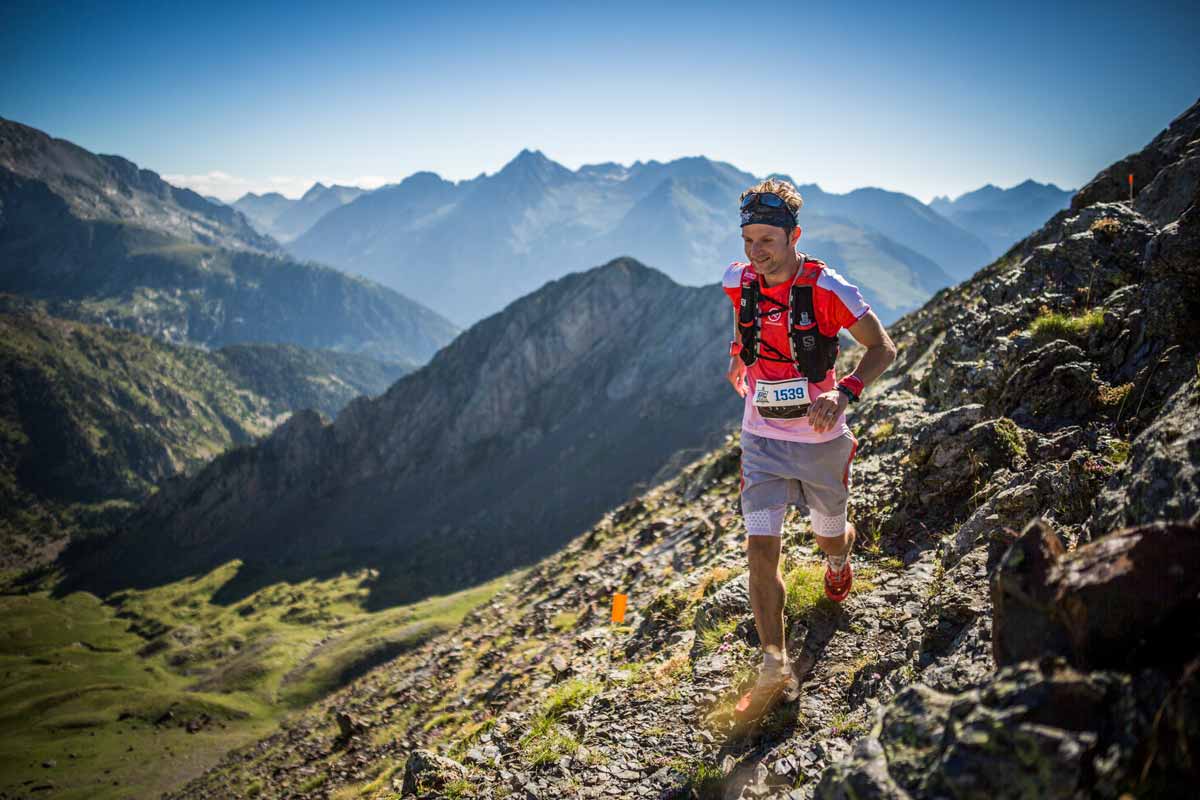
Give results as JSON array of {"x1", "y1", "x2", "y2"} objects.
[
  {"x1": 837, "y1": 385, "x2": 857, "y2": 404},
  {"x1": 837, "y1": 375, "x2": 864, "y2": 402},
  {"x1": 729, "y1": 340, "x2": 742, "y2": 357}
]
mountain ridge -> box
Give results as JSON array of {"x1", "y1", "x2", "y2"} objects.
[
  {"x1": 0, "y1": 294, "x2": 412, "y2": 571},
  {"x1": 287, "y1": 152, "x2": 992, "y2": 327},
  {"x1": 0, "y1": 118, "x2": 460, "y2": 365}
]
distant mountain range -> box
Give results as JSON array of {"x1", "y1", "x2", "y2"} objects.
[
  {"x1": 284, "y1": 152, "x2": 980, "y2": 326},
  {"x1": 0, "y1": 294, "x2": 411, "y2": 571},
  {"x1": 930, "y1": 180, "x2": 1073, "y2": 258},
  {"x1": 281, "y1": 151, "x2": 1069, "y2": 327},
  {"x1": 233, "y1": 182, "x2": 366, "y2": 242},
  {"x1": 63, "y1": 257, "x2": 743, "y2": 605},
  {"x1": 0, "y1": 117, "x2": 458, "y2": 364}
]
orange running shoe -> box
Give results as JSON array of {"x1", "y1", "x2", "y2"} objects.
[
  {"x1": 733, "y1": 662, "x2": 799, "y2": 723},
  {"x1": 824, "y1": 558, "x2": 853, "y2": 603}
]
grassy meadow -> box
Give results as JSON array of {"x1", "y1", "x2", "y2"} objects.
[{"x1": 0, "y1": 562, "x2": 525, "y2": 799}]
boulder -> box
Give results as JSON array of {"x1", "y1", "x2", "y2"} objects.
[
  {"x1": 817, "y1": 658, "x2": 1156, "y2": 800},
  {"x1": 990, "y1": 519, "x2": 1072, "y2": 667},
  {"x1": 1090, "y1": 378, "x2": 1200, "y2": 534},
  {"x1": 1071, "y1": 99, "x2": 1200, "y2": 213},
  {"x1": 993, "y1": 339, "x2": 1097, "y2": 427},
  {"x1": 400, "y1": 749, "x2": 467, "y2": 796},
  {"x1": 691, "y1": 572, "x2": 749, "y2": 635},
  {"x1": 1140, "y1": 656, "x2": 1200, "y2": 793},
  {"x1": 1145, "y1": 183, "x2": 1200, "y2": 290},
  {"x1": 910, "y1": 415, "x2": 1029, "y2": 507},
  {"x1": 992, "y1": 519, "x2": 1200, "y2": 670}
]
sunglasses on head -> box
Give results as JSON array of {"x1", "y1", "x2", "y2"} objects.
[{"x1": 740, "y1": 191, "x2": 786, "y2": 210}]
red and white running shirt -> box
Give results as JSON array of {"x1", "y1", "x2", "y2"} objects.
[{"x1": 722, "y1": 258, "x2": 870, "y2": 443}]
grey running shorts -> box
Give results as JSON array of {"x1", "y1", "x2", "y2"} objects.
[{"x1": 739, "y1": 430, "x2": 859, "y2": 538}]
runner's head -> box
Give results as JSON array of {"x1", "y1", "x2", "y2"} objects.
[{"x1": 739, "y1": 178, "x2": 803, "y2": 276}]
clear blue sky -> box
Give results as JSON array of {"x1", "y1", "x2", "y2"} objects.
[{"x1": 3, "y1": 0, "x2": 1197, "y2": 202}]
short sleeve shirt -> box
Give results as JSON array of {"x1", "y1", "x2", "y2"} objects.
[{"x1": 722, "y1": 258, "x2": 870, "y2": 443}]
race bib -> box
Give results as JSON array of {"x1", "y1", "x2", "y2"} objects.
[{"x1": 752, "y1": 377, "x2": 811, "y2": 419}]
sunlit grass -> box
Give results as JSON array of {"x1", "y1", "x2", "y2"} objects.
[
  {"x1": 517, "y1": 677, "x2": 601, "y2": 767},
  {"x1": 0, "y1": 563, "x2": 522, "y2": 800},
  {"x1": 1028, "y1": 306, "x2": 1105, "y2": 343}
]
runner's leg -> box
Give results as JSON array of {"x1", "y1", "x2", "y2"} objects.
[{"x1": 740, "y1": 433, "x2": 800, "y2": 661}]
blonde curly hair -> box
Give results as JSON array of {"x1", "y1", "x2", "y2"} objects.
[{"x1": 739, "y1": 178, "x2": 804, "y2": 222}]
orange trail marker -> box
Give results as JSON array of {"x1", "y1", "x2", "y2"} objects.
[
  {"x1": 1129, "y1": 173, "x2": 1134, "y2": 203},
  {"x1": 611, "y1": 593, "x2": 627, "y2": 623}
]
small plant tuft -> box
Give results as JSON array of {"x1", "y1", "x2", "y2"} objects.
[
  {"x1": 1089, "y1": 216, "x2": 1121, "y2": 240},
  {"x1": 868, "y1": 421, "x2": 895, "y2": 442},
  {"x1": 1028, "y1": 306, "x2": 1105, "y2": 343},
  {"x1": 1097, "y1": 381, "x2": 1133, "y2": 407}
]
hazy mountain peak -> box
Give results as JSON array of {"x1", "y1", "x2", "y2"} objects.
[
  {"x1": 400, "y1": 170, "x2": 451, "y2": 188},
  {"x1": 236, "y1": 191, "x2": 288, "y2": 203},
  {"x1": 301, "y1": 181, "x2": 329, "y2": 201},
  {"x1": 496, "y1": 148, "x2": 573, "y2": 185}
]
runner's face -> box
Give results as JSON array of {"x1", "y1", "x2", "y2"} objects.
[{"x1": 742, "y1": 224, "x2": 798, "y2": 277}]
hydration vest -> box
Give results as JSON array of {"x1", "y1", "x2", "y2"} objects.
[{"x1": 737, "y1": 255, "x2": 841, "y2": 380}]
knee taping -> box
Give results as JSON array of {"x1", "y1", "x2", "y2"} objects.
[{"x1": 744, "y1": 506, "x2": 786, "y2": 537}]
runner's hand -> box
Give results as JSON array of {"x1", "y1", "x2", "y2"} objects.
[
  {"x1": 808, "y1": 389, "x2": 848, "y2": 432},
  {"x1": 727, "y1": 357, "x2": 747, "y2": 397}
]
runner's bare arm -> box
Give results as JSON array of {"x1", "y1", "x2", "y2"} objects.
[{"x1": 844, "y1": 310, "x2": 897, "y2": 387}]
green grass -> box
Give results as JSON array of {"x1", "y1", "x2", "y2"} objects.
[
  {"x1": 0, "y1": 562, "x2": 522, "y2": 800},
  {"x1": 517, "y1": 678, "x2": 601, "y2": 766},
  {"x1": 829, "y1": 710, "x2": 867, "y2": 738},
  {"x1": 784, "y1": 562, "x2": 836, "y2": 619},
  {"x1": 297, "y1": 772, "x2": 328, "y2": 793},
  {"x1": 549, "y1": 610, "x2": 580, "y2": 631},
  {"x1": 1028, "y1": 307, "x2": 1105, "y2": 343},
  {"x1": 1106, "y1": 439, "x2": 1133, "y2": 464},
  {"x1": 448, "y1": 717, "x2": 497, "y2": 760},
  {"x1": 670, "y1": 757, "x2": 725, "y2": 799},
  {"x1": 696, "y1": 617, "x2": 739, "y2": 654}
]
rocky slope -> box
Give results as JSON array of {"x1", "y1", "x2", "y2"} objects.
[
  {"x1": 0, "y1": 295, "x2": 410, "y2": 572},
  {"x1": 61, "y1": 258, "x2": 744, "y2": 604},
  {"x1": 154, "y1": 98, "x2": 1200, "y2": 799},
  {"x1": 0, "y1": 118, "x2": 459, "y2": 364},
  {"x1": 288, "y1": 151, "x2": 981, "y2": 326}
]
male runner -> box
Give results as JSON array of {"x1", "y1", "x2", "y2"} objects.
[{"x1": 722, "y1": 178, "x2": 896, "y2": 722}]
